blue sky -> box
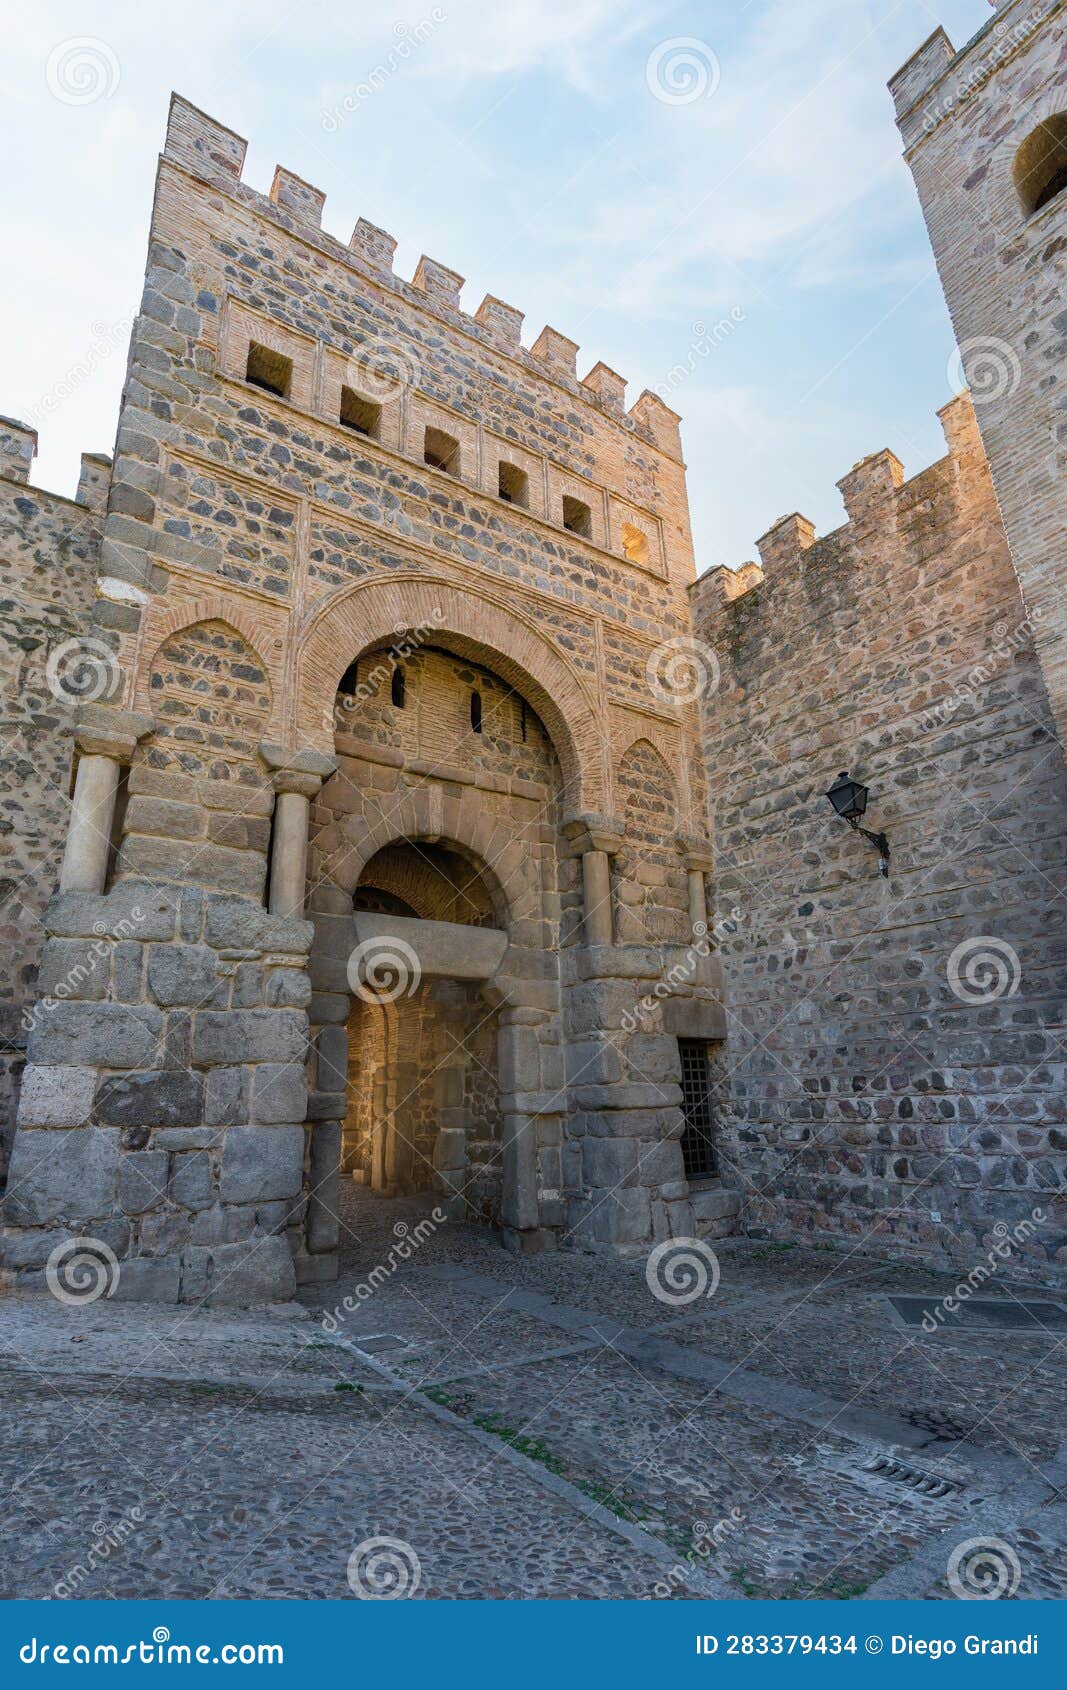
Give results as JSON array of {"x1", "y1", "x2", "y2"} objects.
[{"x1": 1, "y1": 0, "x2": 992, "y2": 571}]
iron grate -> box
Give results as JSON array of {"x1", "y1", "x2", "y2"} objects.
[
  {"x1": 887, "y1": 1295, "x2": 1067, "y2": 1334},
  {"x1": 678, "y1": 1039, "x2": 717, "y2": 1181}
]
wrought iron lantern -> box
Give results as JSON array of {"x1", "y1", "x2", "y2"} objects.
[{"x1": 826, "y1": 771, "x2": 890, "y2": 877}]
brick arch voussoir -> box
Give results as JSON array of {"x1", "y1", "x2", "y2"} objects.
[
  {"x1": 318, "y1": 799, "x2": 517, "y2": 931},
  {"x1": 296, "y1": 574, "x2": 605, "y2": 809}
]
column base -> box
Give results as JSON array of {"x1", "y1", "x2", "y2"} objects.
[
  {"x1": 294, "y1": 1250, "x2": 338, "y2": 1284},
  {"x1": 498, "y1": 1225, "x2": 557, "y2": 1255}
]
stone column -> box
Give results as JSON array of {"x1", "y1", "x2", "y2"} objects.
[
  {"x1": 260, "y1": 743, "x2": 337, "y2": 920},
  {"x1": 59, "y1": 711, "x2": 153, "y2": 894},
  {"x1": 563, "y1": 812, "x2": 625, "y2": 947},
  {"x1": 677, "y1": 835, "x2": 714, "y2": 938},
  {"x1": 268, "y1": 776, "x2": 320, "y2": 918},
  {"x1": 60, "y1": 754, "x2": 122, "y2": 895}
]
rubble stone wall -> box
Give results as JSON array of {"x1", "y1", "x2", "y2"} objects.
[{"x1": 692, "y1": 395, "x2": 1067, "y2": 1279}]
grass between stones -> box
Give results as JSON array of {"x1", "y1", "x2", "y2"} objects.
[{"x1": 420, "y1": 1384, "x2": 649, "y2": 1525}]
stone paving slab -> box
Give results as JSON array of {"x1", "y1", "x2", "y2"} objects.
[
  {"x1": 0, "y1": 1289, "x2": 383, "y2": 1393},
  {"x1": 0, "y1": 1365, "x2": 681, "y2": 1599},
  {"x1": 1, "y1": 1183, "x2": 1063, "y2": 1602},
  {"x1": 387, "y1": 1346, "x2": 974, "y2": 1600},
  {"x1": 671, "y1": 1290, "x2": 1065, "y2": 1466}
]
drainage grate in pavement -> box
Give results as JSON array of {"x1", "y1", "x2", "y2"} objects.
[
  {"x1": 862, "y1": 1451, "x2": 964, "y2": 1499},
  {"x1": 887, "y1": 1296, "x2": 1067, "y2": 1334}
]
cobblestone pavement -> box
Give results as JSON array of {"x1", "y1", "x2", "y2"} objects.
[{"x1": 1, "y1": 1184, "x2": 1064, "y2": 1600}]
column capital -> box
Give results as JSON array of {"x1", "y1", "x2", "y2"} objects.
[
  {"x1": 260, "y1": 741, "x2": 337, "y2": 796},
  {"x1": 676, "y1": 831, "x2": 713, "y2": 874},
  {"x1": 562, "y1": 810, "x2": 625, "y2": 855},
  {"x1": 271, "y1": 769, "x2": 324, "y2": 800},
  {"x1": 74, "y1": 705, "x2": 154, "y2": 761}
]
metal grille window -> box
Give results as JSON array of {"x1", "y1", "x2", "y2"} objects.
[{"x1": 678, "y1": 1039, "x2": 716, "y2": 1180}]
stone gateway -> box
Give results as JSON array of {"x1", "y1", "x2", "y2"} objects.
[{"x1": 1, "y1": 0, "x2": 1064, "y2": 1302}]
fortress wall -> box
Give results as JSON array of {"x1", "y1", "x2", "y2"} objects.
[
  {"x1": 691, "y1": 394, "x2": 1067, "y2": 1278},
  {"x1": 0, "y1": 444, "x2": 104, "y2": 1174}
]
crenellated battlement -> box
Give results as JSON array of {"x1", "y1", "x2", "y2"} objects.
[
  {"x1": 690, "y1": 392, "x2": 985, "y2": 620},
  {"x1": 888, "y1": 0, "x2": 1057, "y2": 154},
  {"x1": 161, "y1": 94, "x2": 680, "y2": 458}
]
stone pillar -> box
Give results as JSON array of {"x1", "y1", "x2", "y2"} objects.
[
  {"x1": 677, "y1": 834, "x2": 714, "y2": 938},
  {"x1": 563, "y1": 812, "x2": 625, "y2": 947},
  {"x1": 268, "y1": 778, "x2": 318, "y2": 919},
  {"x1": 60, "y1": 754, "x2": 122, "y2": 895},
  {"x1": 260, "y1": 743, "x2": 337, "y2": 920},
  {"x1": 59, "y1": 711, "x2": 153, "y2": 895}
]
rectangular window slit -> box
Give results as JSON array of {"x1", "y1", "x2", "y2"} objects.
[{"x1": 678, "y1": 1039, "x2": 717, "y2": 1181}]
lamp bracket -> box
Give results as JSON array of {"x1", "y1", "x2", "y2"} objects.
[{"x1": 848, "y1": 817, "x2": 890, "y2": 877}]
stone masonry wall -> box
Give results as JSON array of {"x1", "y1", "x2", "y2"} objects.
[
  {"x1": 890, "y1": 0, "x2": 1067, "y2": 751},
  {"x1": 6, "y1": 881, "x2": 313, "y2": 1303},
  {"x1": 2, "y1": 90, "x2": 725, "y2": 1296},
  {"x1": 0, "y1": 455, "x2": 103, "y2": 1176},
  {"x1": 692, "y1": 394, "x2": 1067, "y2": 1281}
]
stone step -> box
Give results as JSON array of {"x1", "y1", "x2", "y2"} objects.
[
  {"x1": 690, "y1": 1185, "x2": 740, "y2": 1224},
  {"x1": 696, "y1": 1213, "x2": 738, "y2": 1241}
]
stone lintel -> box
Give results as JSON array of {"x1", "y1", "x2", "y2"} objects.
[
  {"x1": 352, "y1": 913, "x2": 508, "y2": 983},
  {"x1": 660, "y1": 998, "x2": 727, "y2": 1041}
]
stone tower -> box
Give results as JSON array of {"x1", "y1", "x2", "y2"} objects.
[
  {"x1": 889, "y1": 0, "x2": 1067, "y2": 749},
  {"x1": 1, "y1": 96, "x2": 728, "y2": 1302}
]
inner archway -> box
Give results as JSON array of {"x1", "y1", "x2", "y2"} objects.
[
  {"x1": 344, "y1": 840, "x2": 504, "y2": 1220},
  {"x1": 302, "y1": 629, "x2": 578, "y2": 1275}
]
